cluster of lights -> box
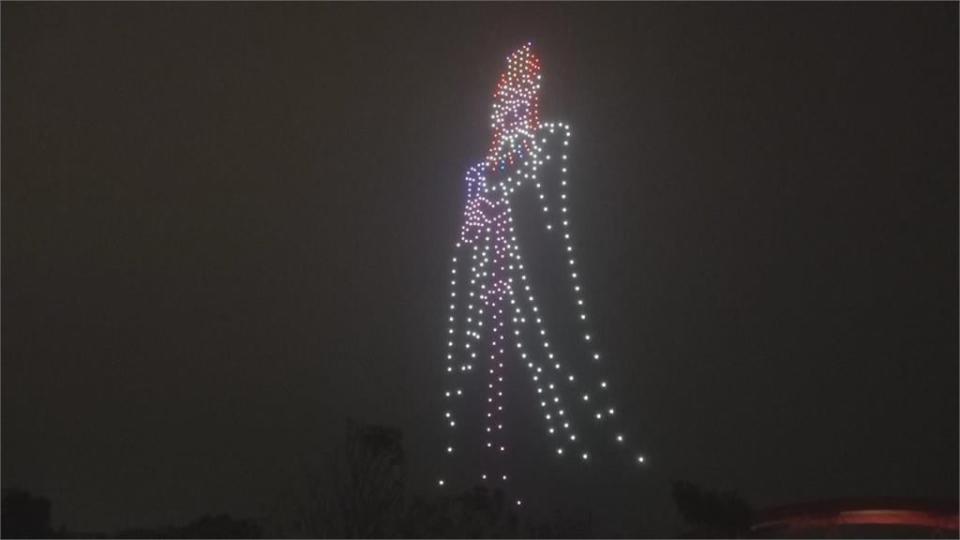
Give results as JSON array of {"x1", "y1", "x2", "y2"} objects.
[
  {"x1": 487, "y1": 43, "x2": 541, "y2": 170},
  {"x1": 437, "y1": 43, "x2": 646, "y2": 499}
]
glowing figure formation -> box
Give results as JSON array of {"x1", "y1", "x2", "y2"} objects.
[{"x1": 439, "y1": 44, "x2": 645, "y2": 502}]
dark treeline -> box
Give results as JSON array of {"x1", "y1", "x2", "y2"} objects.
[
  {"x1": 2, "y1": 421, "x2": 748, "y2": 538},
  {"x1": 1, "y1": 490, "x2": 259, "y2": 539}
]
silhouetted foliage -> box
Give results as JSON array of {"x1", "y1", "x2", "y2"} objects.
[
  {"x1": 2, "y1": 489, "x2": 52, "y2": 539},
  {"x1": 672, "y1": 481, "x2": 753, "y2": 538},
  {"x1": 528, "y1": 509, "x2": 595, "y2": 539},
  {"x1": 4, "y1": 424, "x2": 611, "y2": 539},
  {"x1": 268, "y1": 420, "x2": 600, "y2": 538},
  {"x1": 115, "y1": 514, "x2": 260, "y2": 538},
  {"x1": 276, "y1": 420, "x2": 406, "y2": 537},
  {"x1": 114, "y1": 514, "x2": 260, "y2": 539},
  {"x1": 398, "y1": 485, "x2": 524, "y2": 538}
]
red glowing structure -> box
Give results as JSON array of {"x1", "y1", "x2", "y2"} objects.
[{"x1": 750, "y1": 498, "x2": 959, "y2": 538}]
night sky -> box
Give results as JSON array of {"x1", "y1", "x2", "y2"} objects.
[{"x1": 2, "y1": 3, "x2": 957, "y2": 534}]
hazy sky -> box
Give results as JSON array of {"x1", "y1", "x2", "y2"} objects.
[{"x1": 3, "y1": 3, "x2": 957, "y2": 533}]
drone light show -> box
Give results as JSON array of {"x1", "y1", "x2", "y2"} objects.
[{"x1": 438, "y1": 43, "x2": 646, "y2": 504}]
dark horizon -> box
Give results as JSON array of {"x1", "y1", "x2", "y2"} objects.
[{"x1": 2, "y1": 3, "x2": 957, "y2": 535}]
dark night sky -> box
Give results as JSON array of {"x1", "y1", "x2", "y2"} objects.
[{"x1": 2, "y1": 3, "x2": 957, "y2": 534}]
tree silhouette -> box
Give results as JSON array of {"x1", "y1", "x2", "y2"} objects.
[
  {"x1": 398, "y1": 485, "x2": 524, "y2": 538},
  {"x1": 115, "y1": 514, "x2": 260, "y2": 538},
  {"x1": 270, "y1": 420, "x2": 598, "y2": 538},
  {"x1": 672, "y1": 481, "x2": 753, "y2": 538},
  {"x1": 2, "y1": 489, "x2": 52, "y2": 539},
  {"x1": 278, "y1": 420, "x2": 406, "y2": 538}
]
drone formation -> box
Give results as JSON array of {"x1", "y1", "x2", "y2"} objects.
[{"x1": 438, "y1": 43, "x2": 645, "y2": 504}]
